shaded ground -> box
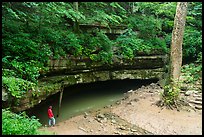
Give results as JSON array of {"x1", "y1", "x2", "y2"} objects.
[{"x1": 39, "y1": 82, "x2": 202, "y2": 135}]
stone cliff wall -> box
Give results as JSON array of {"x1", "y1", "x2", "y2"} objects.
[{"x1": 4, "y1": 55, "x2": 168, "y2": 112}]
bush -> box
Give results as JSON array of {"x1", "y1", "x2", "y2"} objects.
[
  {"x1": 2, "y1": 58, "x2": 41, "y2": 83},
  {"x1": 2, "y1": 109, "x2": 42, "y2": 135},
  {"x1": 148, "y1": 37, "x2": 168, "y2": 53},
  {"x1": 115, "y1": 29, "x2": 143, "y2": 59},
  {"x1": 181, "y1": 62, "x2": 202, "y2": 84},
  {"x1": 183, "y1": 27, "x2": 202, "y2": 61},
  {"x1": 115, "y1": 29, "x2": 168, "y2": 58},
  {"x1": 2, "y1": 76, "x2": 36, "y2": 99},
  {"x1": 161, "y1": 84, "x2": 180, "y2": 107},
  {"x1": 127, "y1": 14, "x2": 162, "y2": 39},
  {"x1": 80, "y1": 31, "x2": 113, "y2": 63}
]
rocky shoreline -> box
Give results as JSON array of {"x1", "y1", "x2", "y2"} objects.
[{"x1": 39, "y1": 81, "x2": 202, "y2": 135}]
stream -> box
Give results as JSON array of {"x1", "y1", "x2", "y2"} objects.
[{"x1": 26, "y1": 79, "x2": 158, "y2": 125}]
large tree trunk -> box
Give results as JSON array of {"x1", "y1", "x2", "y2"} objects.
[
  {"x1": 169, "y1": 2, "x2": 188, "y2": 84},
  {"x1": 163, "y1": 2, "x2": 188, "y2": 103}
]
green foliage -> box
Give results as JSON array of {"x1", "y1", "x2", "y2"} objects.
[
  {"x1": 183, "y1": 27, "x2": 202, "y2": 61},
  {"x1": 95, "y1": 31, "x2": 113, "y2": 52},
  {"x1": 162, "y1": 19, "x2": 174, "y2": 33},
  {"x1": 148, "y1": 37, "x2": 168, "y2": 53},
  {"x1": 3, "y1": 58, "x2": 41, "y2": 83},
  {"x1": 186, "y1": 2, "x2": 202, "y2": 29},
  {"x1": 80, "y1": 31, "x2": 113, "y2": 63},
  {"x1": 181, "y1": 62, "x2": 202, "y2": 84},
  {"x1": 195, "y1": 52, "x2": 202, "y2": 64},
  {"x1": 127, "y1": 14, "x2": 162, "y2": 39},
  {"x1": 2, "y1": 76, "x2": 36, "y2": 98},
  {"x1": 60, "y1": 31, "x2": 83, "y2": 57},
  {"x1": 2, "y1": 109, "x2": 42, "y2": 135},
  {"x1": 115, "y1": 29, "x2": 168, "y2": 59},
  {"x1": 154, "y1": 2, "x2": 177, "y2": 19},
  {"x1": 98, "y1": 51, "x2": 113, "y2": 64},
  {"x1": 161, "y1": 83, "x2": 180, "y2": 107},
  {"x1": 2, "y1": 2, "x2": 202, "y2": 82},
  {"x1": 115, "y1": 30, "x2": 143, "y2": 59},
  {"x1": 2, "y1": 33, "x2": 39, "y2": 60},
  {"x1": 79, "y1": 2, "x2": 125, "y2": 26},
  {"x1": 2, "y1": 69, "x2": 16, "y2": 78}
]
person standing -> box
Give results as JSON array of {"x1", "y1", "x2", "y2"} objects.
[{"x1": 48, "y1": 106, "x2": 55, "y2": 127}]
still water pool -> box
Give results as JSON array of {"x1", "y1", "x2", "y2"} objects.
[{"x1": 26, "y1": 79, "x2": 157, "y2": 125}]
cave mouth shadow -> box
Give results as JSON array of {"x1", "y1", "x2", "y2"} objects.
[
  {"x1": 63, "y1": 78, "x2": 159, "y2": 95},
  {"x1": 25, "y1": 78, "x2": 159, "y2": 124}
]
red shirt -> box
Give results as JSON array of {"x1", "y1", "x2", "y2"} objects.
[{"x1": 48, "y1": 108, "x2": 54, "y2": 118}]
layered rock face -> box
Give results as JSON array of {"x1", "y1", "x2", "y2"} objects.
[{"x1": 4, "y1": 55, "x2": 168, "y2": 112}]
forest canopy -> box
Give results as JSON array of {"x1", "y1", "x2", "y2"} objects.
[{"x1": 2, "y1": 2, "x2": 202, "y2": 91}]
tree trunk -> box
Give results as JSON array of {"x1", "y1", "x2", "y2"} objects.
[
  {"x1": 57, "y1": 85, "x2": 64, "y2": 117},
  {"x1": 169, "y1": 2, "x2": 188, "y2": 84},
  {"x1": 165, "y1": 2, "x2": 188, "y2": 96},
  {"x1": 73, "y1": 2, "x2": 79, "y2": 33}
]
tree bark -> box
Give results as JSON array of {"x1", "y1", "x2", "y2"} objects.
[
  {"x1": 168, "y1": 2, "x2": 188, "y2": 85},
  {"x1": 163, "y1": 2, "x2": 188, "y2": 102},
  {"x1": 73, "y1": 2, "x2": 79, "y2": 33}
]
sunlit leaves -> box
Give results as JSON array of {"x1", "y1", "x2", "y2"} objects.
[
  {"x1": 2, "y1": 109, "x2": 42, "y2": 135},
  {"x1": 2, "y1": 76, "x2": 37, "y2": 98}
]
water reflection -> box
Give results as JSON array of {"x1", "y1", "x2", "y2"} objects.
[{"x1": 26, "y1": 79, "x2": 158, "y2": 125}]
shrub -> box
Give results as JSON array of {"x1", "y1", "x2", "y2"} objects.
[
  {"x1": 181, "y1": 63, "x2": 202, "y2": 84},
  {"x1": 183, "y1": 27, "x2": 202, "y2": 61},
  {"x1": 2, "y1": 109, "x2": 42, "y2": 135},
  {"x1": 161, "y1": 84, "x2": 180, "y2": 107},
  {"x1": 115, "y1": 29, "x2": 143, "y2": 59},
  {"x1": 3, "y1": 58, "x2": 41, "y2": 83},
  {"x1": 2, "y1": 76, "x2": 36, "y2": 99}
]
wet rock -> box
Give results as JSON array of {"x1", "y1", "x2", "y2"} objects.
[
  {"x1": 114, "y1": 131, "x2": 120, "y2": 134},
  {"x1": 130, "y1": 128, "x2": 138, "y2": 132},
  {"x1": 133, "y1": 98, "x2": 139, "y2": 102},
  {"x1": 195, "y1": 97, "x2": 202, "y2": 101},
  {"x1": 78, "y1": 127, "x2": 87, "y2": 132},
  {"x1": 102, "y1": 118, "x2": 108, "y2": 123},
  {"x1": 141, "y1": 86, "x2": 145, "y2": 89},
  {"x1": 127, "y1": 102, "x2": 133, "y2": 105},
  {"x1": 111, "y1": 119, "x2": 116, "y2": 124},
  {"x1": 148, "y1": 90, "x2": 154, "y2": 93},
  {"x1": 180, "y1": 85, "x2": 188, "y2": 91},
  {"x1": 189, "y1": 100, "x2": 202, "y2": 105},
  {"x1": 118, "y1": 125, "x2": 126, "y2": 130},
  {"x1": 195, "y1": 105, "x2": 202, "y2": 110},
  {"x1": 116, "y1": 101, "x2": 120, "y2": 105},
  {"x1": 120, "y1": 132, "x2": 126, "y2": 135},
  {"x1": 84, "y1": 112, "x2": 89, "y2": 116},
  {"x1": 193, "y1": 90, "x2": 199, "y2": 94},
  {"x1": 185, "y1": 90, "x2": 197, "y2": 96},
  {"x1": 96, "y1": 118, "x2": 102, "y2": 123},
  {"x1": 128, "y1": 90, "x2": 133, "y2": 93},
  {"x1": 150, "y1": 83, "x2": 156, "y2": 88},
  {"x1": 97, "y1": 114, "x2": 105, "y2": 119},
  {"x1": 193, "y1": 94, "x2": 202, "y2": 98},
  {"x1": 140, "y1": 95, "x2": 143, "y2": 97}
]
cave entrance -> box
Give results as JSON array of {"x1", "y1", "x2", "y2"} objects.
[{"x1": 26, "y1": 78, "x2": 158, "y2": 125}]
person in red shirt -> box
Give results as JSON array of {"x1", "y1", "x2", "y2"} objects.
[{"x1": 48, "y1": 106, "x2": 55, "y2": 127}]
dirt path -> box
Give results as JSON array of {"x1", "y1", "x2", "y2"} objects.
[{"x1": 39, "y1": 83, "x2": 202, "y2": 135}]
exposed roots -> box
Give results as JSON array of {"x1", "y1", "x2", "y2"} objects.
[{"x1": 155, "y1": 98, "x2": 191, "y2": 111}]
